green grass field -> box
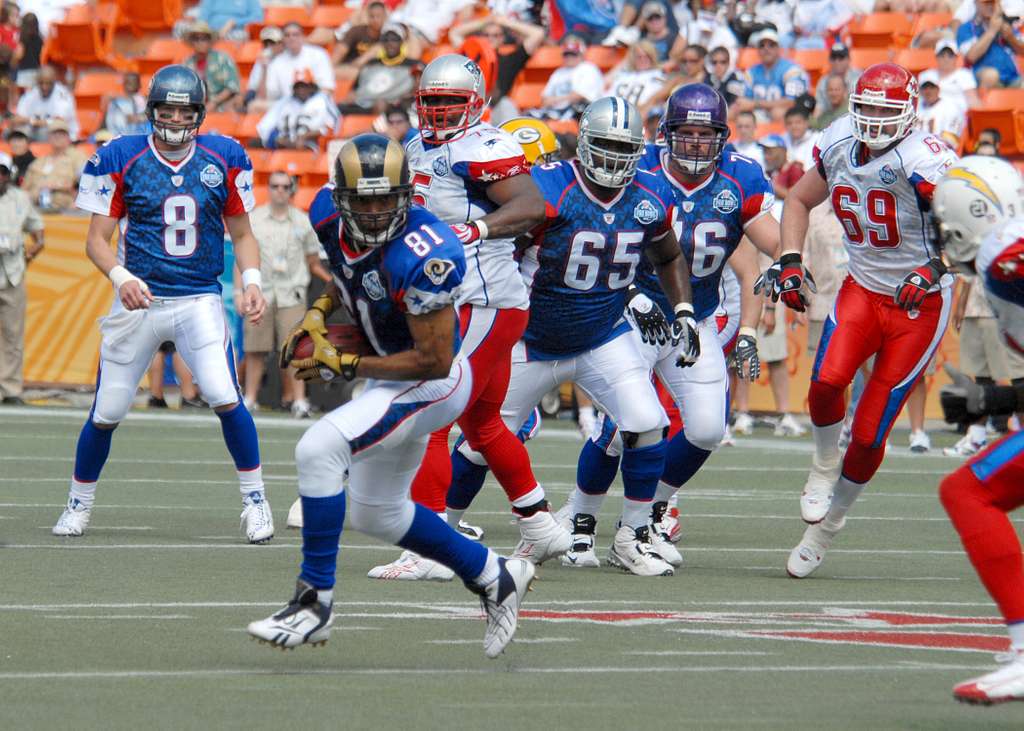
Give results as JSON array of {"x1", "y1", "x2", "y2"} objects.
[{"x1": 2, "y1": 406, "x2": 1023, "y2": 730}]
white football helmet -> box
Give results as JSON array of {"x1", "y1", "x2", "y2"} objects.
[
  {"x1": 932, "y1": 155, "x2": 1024, "y2": 264},
  {"x1": 415, "y1": 54, "x2": 487, "y2": 144},
  {"x1": 577, "y1": 96, "x2": 644, "y2": 188}
]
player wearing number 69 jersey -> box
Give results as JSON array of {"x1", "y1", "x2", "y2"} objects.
[
  {"x1": 774, "y1": 63, "x2": 959, "y2": 579},
  {"x1": 53, "y1": 65, "x2": 273, "y2": 544}
]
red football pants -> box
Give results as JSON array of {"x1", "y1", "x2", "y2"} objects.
[
  {"x1": 410, "y1": 305, "x2": 538, "y2": 511},
  {"x1": 940, "y1": 431, "x2": 1024, "y2": 624},
  {"x1": 809, "y1": 277, "x2": 950, "y2": 483}
]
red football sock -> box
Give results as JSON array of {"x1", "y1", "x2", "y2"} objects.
[
  {"x1": 460, "y1": 401, "x2": 539, "y2": 504},
  {"x1": 409, "y1": 428, "x2": 451, "y2": 513}
]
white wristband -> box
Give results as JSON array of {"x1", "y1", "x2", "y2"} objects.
[
  {"x1": 674, "y1": 302, "x2": 694, "y2": 319},
  {"x1": 241, "y1": 268, "x2": 262, "y2": 290},
  {"x1": 108, "y1": 265, "x2": 147, "y2": 293},
  {"x1": 739, "y1": 326, "x2": 757, "y2": 338},
  {"x1": 472, "y1": 219, "x2": 489, "y2": 241}
]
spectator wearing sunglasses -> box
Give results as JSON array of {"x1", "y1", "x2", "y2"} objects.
[{"x1": 706, "y1": 45, "x2": 745, "y2": 108}]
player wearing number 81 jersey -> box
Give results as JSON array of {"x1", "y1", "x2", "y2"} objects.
[{"x1": 773, "y1": 63, "x2": 959, "y2": 579}]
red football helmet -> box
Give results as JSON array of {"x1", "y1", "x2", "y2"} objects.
[{"x1": 848, "y1": 63, "x2": 918, "y2": 150}]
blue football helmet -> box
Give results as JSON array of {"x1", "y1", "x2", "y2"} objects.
[
  {"x1": 146, "y1": 64, "x2": 207, "y2": 145},
  {"x1": 661, "y1": 83, "x2": 729, "y2": 175}
]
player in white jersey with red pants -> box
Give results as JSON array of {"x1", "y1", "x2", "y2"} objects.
[
  {"x1": 757, "y1": 63, "x2": 958, "y2": 578},
  {"x1": 365, "y1": 55, "x2": 568, "y2": 579}
]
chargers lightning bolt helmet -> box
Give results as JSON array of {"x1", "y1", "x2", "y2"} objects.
[
  {"x1": 332, "y1": 133, "x2": 413, "y2": 250},
  {"x1": 577, "y1": 96, "x2": 644, "y2": 189},
  {"x1": 661, "y1": 83, "x2": 730, "y2": 175},
  {"x1": 146, "y1": 64, "x2": 207, "y2": 145},
  {"x1": 415, "y1": 54, "x2": 487, "y2": 144}
]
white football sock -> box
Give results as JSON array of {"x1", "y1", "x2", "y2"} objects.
[
  {"x1": 826, "y1": 475, "x2": 865, "y2": 525},
  {"x1": 813, "y1": 420, "x2": 845, "y2": 468},
  {"x1": 1008, "y1": 622, "x2": 1024, "y2": 651},
  {"x1": 316, "y1": 589, "x2": 333, "y2": 608},
  {"x1": 238, "y1": 466, "x2": 265, "y2": 497},
  {"x1": 446, "y1": 508, "x2": 464, "y2": 529},
  {"x1": 968, "y1": 423, "x2": 987, "y2": 444},
  {"x1": 654, "y1": 481, "x2": 677, "y2": 504},
  {"x1": 474, "y1": 549, "x2": 500, "y2": 587},
  {"x1": 69, "y1": 479, "x2": 96, "y2": 509},
  {"x1": 620, "y1": 498, "x2": 651, "y2": 530},
  {"x1": 569, "y1": 487, "x2": 606, "y2": 517}
]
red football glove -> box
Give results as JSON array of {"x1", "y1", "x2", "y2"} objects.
[
  {"x1": 451, "y1": 221, "x2": 483, "y2": 245},
  {"x1": 894, "y1": 258, "x2": 946, "y2": 311},
  {"x1": 754, "y1": 252, "x2": 816, "y2": 312}
]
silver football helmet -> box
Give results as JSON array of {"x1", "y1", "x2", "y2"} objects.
[
  {"x1": 933, "y1": 155, "x2": 1024, "y2": 265},
  {"x1": 415, "y1": 54, "x2": 487, "y2": 144},
  {"x1": 577, "y1": 96, "x2": 644, "y2": 188}
]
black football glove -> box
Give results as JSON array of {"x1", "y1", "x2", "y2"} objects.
[
  {"x1": 895, "y1": 258, "x2": 946, "y2": 312},
  {"x1": 671, "y1": 303, "x2": 700, "y2": 368},
  {"x1": 731, "y1": 327, "x2": 761, "y2": 381},
  {"x1": 625, "y1": 286, "x2": 670, "y2": 345}
]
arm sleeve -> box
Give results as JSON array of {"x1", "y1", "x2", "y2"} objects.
[
  {"x1": 737, "y1": 158, "x2": 777, "y2": 228},
  {"x1": 222, "y1": 140, "x2": 256, "y2": 216},
  {"x1": 451, "y1": 132, "x2": 529, "y2": 184},
  {"x1": 76, "y1": 145, "x2": 126, "y2": 217},
  {"x1": 395, "y1": 227, "x2": 467, "y2": 315}
]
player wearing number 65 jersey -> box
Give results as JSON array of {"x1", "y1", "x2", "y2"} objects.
[
  {"x1": 53, "y1": 65, "x2": 273, "y2": 543},
  {"x1": 770, "y1": 63, "x2": 959, "y2": 579}
]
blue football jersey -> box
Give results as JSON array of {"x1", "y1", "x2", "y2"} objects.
[
  {"x1": 521, "y1": 160, "x2": 675, "y2": 360},
  {"x1": 76, "y1": 134, "x2": 255, "y2": 298},
  {"x1": 310, "y1": 188, "x2": 466, "y2": 357},
  {"x1": 744, "y1": 59, "x2": 810, "y2": 104},
  {"x1": 635, "y1": 144, "x2": 775, "y2": 320}
]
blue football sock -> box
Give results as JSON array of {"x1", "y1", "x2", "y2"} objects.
[
  {"x1": 398, "y1": 503, "x2": 487, "y2": 582},
  {"x1": 73, "y1": 419, "x2": 115, "y2": 482},
  {"x1": 576, "y1": 438, "x2": 620, "y2": 496},
  {"x1": 661, "y1": 430, "x2": 713, "y2": 489},
  {"x1": 446, "y1": 446, "x2": 489, "y2": 511},
  {"x1": 217, "y1": 402, "x2": 261, "y2": 470},
  {"x1": 620, "y1": 440, "x2": 667, "y2": 528},
  {"x1": 299, "y1": 493, "x2": 346, "y2": 590}
]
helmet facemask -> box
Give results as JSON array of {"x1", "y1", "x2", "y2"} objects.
[
  {"x1": 148, "y1": 101, "x2": 205, "y2": 146},
  {"x1": 578, "y1": 133, "x2": 643, "y2": 188},
  {"x1": 333, "y1": 180, "x2": 412, "y2": 251},
  {"x1": 664, "y1": 122, "x2": 728, "y2": 174},
  {"x1": 848, "y1": 95, "x2": 915, "y2": 150},
  {"x1": 415, "y1": 90, "x2": 483, "y2": 144}
]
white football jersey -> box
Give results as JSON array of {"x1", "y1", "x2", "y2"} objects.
[
  {"x1": 814, "y1": 116, "x2": 958, "y2": 295},
  {"x1": 406, "y1": 123, "x2": 530, "y2": 310},
  {"x1": 976, "y1": 218, "x2": 1024, "y2": 356},
  {"x1": 915, "y1": 97, "x2": 965, "y2": 149}
]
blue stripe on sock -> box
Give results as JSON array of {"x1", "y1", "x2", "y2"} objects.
[{"x1": 299, "y1": 493, "x2": 346, "y2": 590}]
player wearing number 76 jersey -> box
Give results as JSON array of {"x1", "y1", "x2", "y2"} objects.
[
  {"x1": 769, "y1": 63, "x2": 959, "y2": 579},
  {"x1": 53, "y1": 65, "x2": 273, "y2": 543}
]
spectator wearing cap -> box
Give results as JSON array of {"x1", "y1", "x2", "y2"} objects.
[
  {"x1": 11, "y1": 64, "x2": 77, "y2": 141},
  {"x1": 738, "y1": 29, "x2": 810, "y2": 122},
  {"x1": 448, "y1": 12, "x2": 546, "y2": 122},
  {"x1": 197, "y1": 0, "x2": 263, "y2": 42},
  {"x1": 916, "y1": 70, "x2": 966, "y2": 150},
  {"x1": 605, "y1": 41, "x2": 666, "y2": 109},
  {"x1": 101, "y1": 71, "x2": 148, "y2": 137},
  {"x1": 707, "y1": 46, "x2": 746, "y2": 109},
  {"x1": 637, "y1": 1, "x2": 685, "y2": 63},
  {"x1": 5, "y1": 129, "x2": 33, "y2": 186},
  {"x1": 812, "y1": 74, "x2": 849, "y2": 130},
  {"x1": 266, "y1": 22, "x2": 335, "y2": 103},
  {"x1": 783, "y1": 106, "x2": 819, "y2": 170},
  {"x1": 613, "y1": 0, "x2": 679, "y2": 46},
  {"x1": 243, "y1": 26, "x2": 284, "y2": 113},
  {"x1": 932, "y1": 38, "x2": 981, "y2": 110},
  {"x1": 346, "y1": 23, "x2": 422, "y2": 113},
  {"x1": 183, "y1": 21, "x2": 240, "y2": 112},
  {"x1": 21, "y1": 119, "x2": 85, "y2": 212},
  {"x1": 0, "y1": 150, "x2": 44, "y2": 406},
  {"x1": 814, "y1": 43, "x2": 860, "y2": 117},
  {"x1": 957, "y1": 0, "x2": 1024, "y2": 88},
  {"x1": 759, "y1": 133, "x2": 803, "y2": 204},
  {"x1": 791, "y1": 0, "x2": 853, "y2": 50},
  {"x1": 724, "y1": 110, "x2": 765, "y2": 168},
  {"x1": 535, "y1": 35, "x2": 604, "y2": 120},
  {"x1": 257, "y1": 70, "x2": 339, "y2": 151}
]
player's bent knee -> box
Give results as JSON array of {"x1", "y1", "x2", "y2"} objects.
[
  {"x1": 621, "y1": 428, "x2": 664, "y2": 449},
  {"x1": 939, "y1": 468, "x2": 987, "y2": 516},
  {"x1": 346, "y1": 495, "x2": 414, "y2": 543},
  {"x1": 93, "y1": 387, "x2": 135, "y2": 425},
  {"x1": 212, "y1": 400, "x2": 240, "y2": 414},
  {"x1": 685, "y1": 419, "x2": 725, "y2": 452},
  {"x1": 295, "y1": 422, "x2": 351, "y2": 498}
]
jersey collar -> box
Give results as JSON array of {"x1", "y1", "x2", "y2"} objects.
[
  {"x1": 661, "y1": 150, "x2": 717, "y2": 197},
  {"x1": 570, "y1": 160, "x2": 625, "y2": 210},
  {"x1": 147, "y1": 135, "x2": 196, "y2": 172}
]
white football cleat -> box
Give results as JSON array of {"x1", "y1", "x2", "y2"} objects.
[
  {"x1": 247, "y1": 579, "x2": 332, "y2": 649},
  {"x1": 469, "y1": 557, "x2": 535, "y2": 659},
  {"x1": 241, "y1": 491, "x2": 274, "y2": 543},
  {"x1": 775, "y1": 413, "x2": 807, "y2": 437},
  {"x1": 651, "y1": 500, "x2": 681, "y2": 544},
  {"x1": 719, "y1": 424, "x2": 736, "y2": 447},
  {"x1": 944, "y1": 434, "x2": 987, "y2": 459},
  {"x1": 367, "y1": 550, "x2": 454, "y2": 581},
  {"x1": 954, "y1": 650, "x2": 1024, "y2": 705},
  {"x1": 786, "y1": 518, "x2": 844, "y2": 578},
  {"x1": 290, "y1": 398, "x2": 313, "y2": 419},
  {"x1": 456, "y1": 519, "x2": 484, "y2": 541},
  {"x1": 909, "y1": 429, "x2": 931, "y2": 453},
  {"x1": 733, "y1": 412, "x2": 754, "y2": 435},
  {"x1": 286, "y1": 497, "x2": 303, "y2": 528},
  {"x1": 648, "y1": 524, "x2": 683, "y2": 567},
  {"x1": 800, "y1": 457, "x2": 841, "y2": 524},
  {"x1": 560, "y1": 513, "x2": 600, "y2": 568},
  {"x1": 52, "y1": 497, "x2": 91, "y2": 537},
  {"x1": 513, "y1": 509, "x2": 572, "y2": 564},
  {"x1": 607, "y1": 525, "x2": 674, "y2": 577}
]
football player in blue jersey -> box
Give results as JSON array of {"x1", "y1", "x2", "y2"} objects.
[
  {"x1": 453, "y1": 96, "x2": 699, "y2": 576},
  {"x1": 561, "y1": 84, "x2": 784, "y2": 568},
  {"x1": 247, "y1": 134, "x2": 534, "y2": 657},
  {"x1": 53, "y1": 65, "x2": 273, "y2": 543}
]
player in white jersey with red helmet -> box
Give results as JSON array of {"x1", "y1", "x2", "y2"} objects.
[
  {"x1": 365, "y1": 54, "x2": 568, "y2": 579},
  {"x1": 756, "y1": 62, "x2": 958, "y2": 578}
]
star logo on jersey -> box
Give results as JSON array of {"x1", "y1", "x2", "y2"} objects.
[
  {"x1": 713, "y1": 189, "x2": 738, "y2": 214},
  {"x1": 423, "y1": 258, "x2": 456, "y2": 286},
  {"x1": 633, "y1": 199, "x2": 659, "y2": 225},
  {"x1": 433, "y1": 158, "x2": 449, "y2": 177},
  {"x1": 483, "y1": 139, "x2": 499, "y2": 148},
  {"x1": 879, "y1": 165, "x2": 897, "y2": 185},
  {"x1": 603, "y1": 212, "x2": 615, "y2": 225},
  {"x1": 200, "y1": 164, "x2": 224, "y2": 188},
  {"x1": 362, "y1": 270, "x2": 386, "y2": 301},
  {"x1": 171, "y1": 175, "x2": 184, "y2": 187},
  {"x1": 98, "y1": 184, "x2": 111, "y2": 197}
]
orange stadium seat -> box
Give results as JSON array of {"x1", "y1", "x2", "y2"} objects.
[
  {"x1": 966, "y1": 90, "x2": 1024, "y2": 154},
  {"x1": 117, "y1": 0, "x2": 183, "y2": 35},
  {"x1": 333, "y1": 78, "x2": 355, "y2": 104},
  {"x1": 847, "y1": 12, "x2": 914, "y2": 48},
  {"x1": 203, "y1": 112, "x2": 240, "y2": 137},
  {"x1": 340, "y1": 115, "x2": 376, "y2": 137},
  {"x1": 137, "y1": 38, "x2": 190, "y2": 76},
  {"x1": 522, "y1": 46, "x2": 563, "y2": 84},
  {"x1": 29, "y1": 142, "x2": 53, "y2": 158},
  {"x1": 42, "y1": 3, "x2": 124, "y2": 70},
  {"x1": 302, "y1": 153, "x2": 331, "y2": 188},
  {"x1": 849, "y1": 48, "x2": 892, "y2": 70},
  {"x1": 269, "y1": 149, "x2": 317, "y2": 178},
  {"x1": 422, "y1": 44, "x2": 455, "y2": 63},
  {"x1": 311, "y1": 6, "x2": 354, "y2": 30},
  {"x1": 250, "y1": 149, "x2": 277, "y2": 185},
  {"x1": 736, "y1": 46, "x2": 760, "y2": 70},
  {"x1": 509, "y1": 82, "x2": 544, "y2": 111},
  {"x1": 293, "y1": 186, "x2": 319, "y2": 211},
  {"x1": 74, "y1": 72, "x2": 123, "y2": 111},
  {"x1": 585, "y1": 46, "x2": 626, "y2": 72},
  {"x1": 790, "y1": 49, "x2": 828, "y2": 88},
  {"x1": 894, "y1": 48, "x2": 937, "y2": 75},
  {"x1": 263, "y1": 6, "x2": 313, "y2": 30},
  {"x1": 236, "y1": 114, "x2": 262, "y2": 143},
  {"x1": 77, "y1": 110, "x2": 102, "y2": 138},
  {"x1": 912, "y1": 12, "x2": 954, "y2": 38}
]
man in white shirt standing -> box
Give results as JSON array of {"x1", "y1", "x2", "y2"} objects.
[
  {"x1": 917, "y1": 70, "x2": 966, "y2": 150},
  {"x1": 536, "y1": 35, "x2": 604, "y2": 120},
  {"x1": 11, "y1": 65, "x2": 78, "y2": 141},
  {"x1": 265, "y1": 23, "x2": 335, "y2": 103}
]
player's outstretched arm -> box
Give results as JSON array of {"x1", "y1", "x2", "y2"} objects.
[
  {"x1": 226, "y1": 213, "x2": 267, "y2": 326},
  {"x1": 85, "y1": 213, "x2": 153, "y2": 311},
  {"x1": 478, "y1": 174, "x2": 546, "y2": 240}
]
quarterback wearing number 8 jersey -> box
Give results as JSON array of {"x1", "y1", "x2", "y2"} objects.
[
  {"x1": 768, "y1": 63, "x2": 958, "y2": 579},
  {"x1": 53, "y1": 65, "x2": 273, "y2": 544}
]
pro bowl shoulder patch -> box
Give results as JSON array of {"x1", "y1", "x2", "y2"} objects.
[
  {"x1": 633, "y1": 199, "x2": 659, "y2": 225},
  {"x1": 713, "y1": 189, "x2": 739, "y2": 214},
  {"x1": 433, "y1": 157, "x2": 449, "y2": 177},
  {"x1": 362, "y1": 270, "x2": 386, "y2": 301},
  {"x1": 879, "y1": 165, "x2": 897, "y2": 185},
  {"x1": 200, "y1": 163, "x2": 224, "y2": 188},
  {"x1": 88, "y1": 153, "x2": 100, "y2": 167},
  {"x1": 423, "y1": 257, "x2": 456, "y2": 286}
]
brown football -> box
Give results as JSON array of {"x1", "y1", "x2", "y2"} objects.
[{"x1": 292, "y1": 324, "x2": 376, "y2": 361}]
